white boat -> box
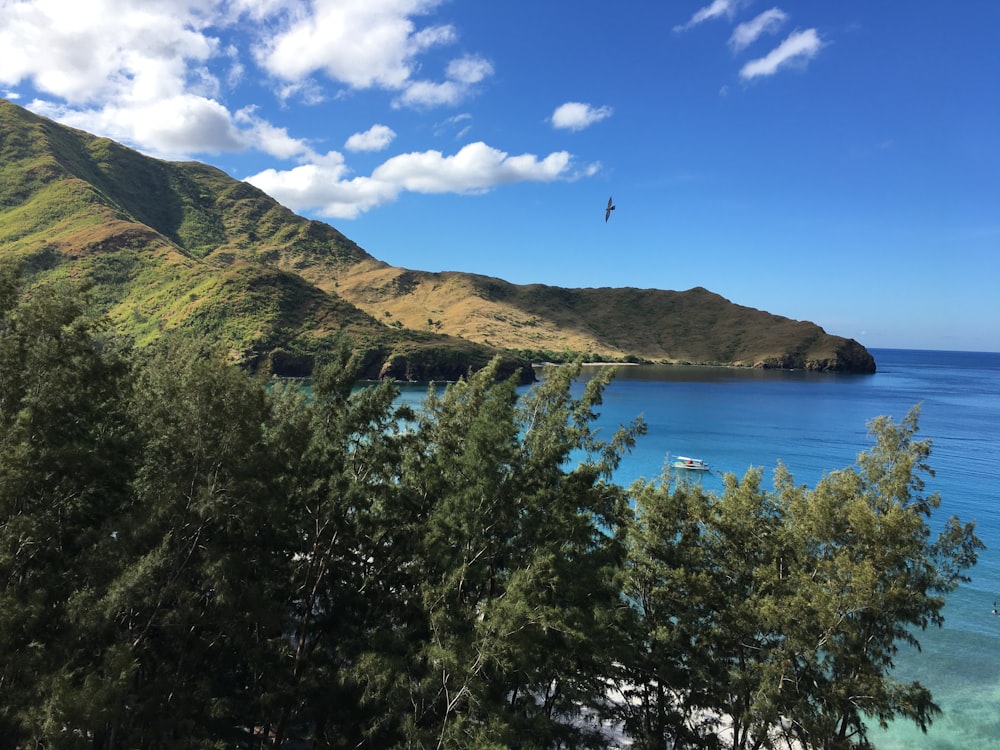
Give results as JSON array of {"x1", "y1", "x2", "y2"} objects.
[{"x1": 672, "y1": 455, "x2": 710, "y2": 472}]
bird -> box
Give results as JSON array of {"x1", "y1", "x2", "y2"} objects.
[{"x1": 605, "y1": 196, "x2": 616, "y2": 222}]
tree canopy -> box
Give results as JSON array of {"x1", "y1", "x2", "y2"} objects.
[{"x1": 0, "y1": 274, "x2": 981, "y2": 749}]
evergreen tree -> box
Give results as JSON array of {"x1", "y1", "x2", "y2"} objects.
[
  {"x1": 0, "y1": 271, "x2": 136, "y2": 745},
  {"x1": 268, "y1": 346, "x2": 417, "y2": 748},
  {"x1": 83, "y1": 338, "x2": 287, "y2": 747},
  {"x1": 619, "y1": 408, "x2": 982, "y2": 750},
  {"x1": 0, "y1": 272, "x2": 982, "y2": 750},
  {"x1": 390, "y1": 361, "x2": 643, "y2": 749},
  {"x1": 618, "y1": 475, "x2": 721, "y2": 750},
  {"x1": 771, "y1": 408, "x2": 983, "y2": 749}
]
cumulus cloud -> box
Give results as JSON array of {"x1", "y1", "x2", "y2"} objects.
[
  {"x1": 446, "y1": 55, "x2": 493, "y2": 85},
  {"x1": 373, "y1": 142, "x2": 571, "y2": 192},
  {"x1": 345, "y1": 124, "x2": 398, "y2": 152},
  {"x1": 253, "y1": 1, "x2": 495, "y2": 108},
  {"x1": 0, "y1": 0, "x2": 236, "y2": 155},
  {"x1": 0, "y1": 0, "x2": 492, "y2": 157},
  {"x1": 235, "y1": 107, "x2": 317, "y2": 160},
  {"x1": 0, "y1": 1, "x2": 214, "y2": 104},
  {"x1": 551, "y1": 102, "x2": 613, "y2": 131},
  {"x1": 393, "y1": 80, "x2": 460, "y2": 108},
  {"x1": 30, "y1": 94, "x2": 247, "y2": 159},
  {"x1": 394, "y1": 55, "x2": 494, "y2": 108},
  {"x1": 247, "y1": 142, "x2": 588, "y2": 219},
  {"x1": 255, "y1": 0, "x2": 458, "y2": 93},
  {"x1": 740, "y1": 29, "x2": 823, "y2": 80},
  {"x1": 0, "y1": 0, "x2": 592, "y2": 218},
  {"x1": 729, "y1": 8, "x2": 788, "y2": 52},
  {"x1": 246, "y1": 152, "x2": 372, "y2": 218},
  {"x1": 674, "y1": 0, "x2": 745, "y2": 32}
]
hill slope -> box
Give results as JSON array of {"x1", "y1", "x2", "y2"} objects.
[
  {"x1": 0, "y1": 99, "x2": 875, "y2": 376},
  {"x1": 331, "y1": 268, "x2": 874, "y2": 371},
  {"x1": 0, "y1": 99, "x2": 527, "y2": 381}
]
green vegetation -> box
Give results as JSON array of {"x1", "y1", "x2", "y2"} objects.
[
  {"x1": 0, "y1": 99, "x2": 527, "y2": 383},
  {"x1": 0, "y1": 276, "x2": 979, "y2": 749}
]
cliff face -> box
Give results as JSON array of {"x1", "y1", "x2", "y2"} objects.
[
  {"x1": 1, "y1": 99, "x2": 876, "y2": 377},
  {"x1": 756, "y1": 338, "x2": 876, "y2": 373},
  {"x1": 813, "y1": 340, "x2": 877, "y2": 373}
]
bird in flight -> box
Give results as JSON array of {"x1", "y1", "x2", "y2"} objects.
[{"x1": 605, "y1": 196, "x2": 616, "y2": 222}]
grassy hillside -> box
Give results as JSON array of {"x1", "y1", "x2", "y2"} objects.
[
  {"x1": 0, "y1": 99, "x2": 528, "y2": 381},
  {"x1": 331, "y1": 267, "x2": 875, "y2": 371},
  {"x1": 0, "y1": 99, "x2": 875, "y2": 376}
]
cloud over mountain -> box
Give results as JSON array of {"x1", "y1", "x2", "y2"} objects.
[
  {"x1": 247, "y1": 142, "x2": 586, "y2": 219},
  {"x1": 0, "y1": 0, "x2": 588, "y2": 218}
]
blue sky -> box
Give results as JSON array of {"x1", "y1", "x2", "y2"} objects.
[{"x1": 2, "y1": 1, "x2": 997, "y2": 351}]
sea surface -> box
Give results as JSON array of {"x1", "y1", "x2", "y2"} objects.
[{"x1": 395, "y1": 348, "x2": 1000, "y2": 748}]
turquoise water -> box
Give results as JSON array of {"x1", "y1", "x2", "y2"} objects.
[{"x1": 397, "y1": 349, "x2": 1000, "y2": 748}]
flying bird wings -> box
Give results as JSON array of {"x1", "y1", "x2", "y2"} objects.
[{"x1": 605, "y1": 196, "x2": 616, "y2": 222}]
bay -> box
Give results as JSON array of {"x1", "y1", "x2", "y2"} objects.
[{"x1": 395, "y1": 348, "x2": 1000, "y2": 748}]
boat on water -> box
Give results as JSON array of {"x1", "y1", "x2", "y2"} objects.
[{"x1": 672, "y1": 456, "x2": 710, "y2": 472}]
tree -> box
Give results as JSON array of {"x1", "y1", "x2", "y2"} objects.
[
  {"x1": 384, "y1": 361, "x2": 644, "y2": 749},
  {"x1": 0, "y1": 271, "x2": 980, "y2": 750},
  {"x1": 266, "y1": 346, "x2": 417, "y2": 749},
  {"x1": 771, "y1": 408, "x2": 983, "y2": 749},
  {"x1": 618, "y1": 407, "x2": 982, "y2": 750},
  {"x1": 0, "y1": 271, "x2": 136, "y2": 745},
  {"x1": 618, "y1": 475, "x2": 726, "y2": 750},
  {"x1": 77, "y1": 337, "x2": 290, "y2": 747}
]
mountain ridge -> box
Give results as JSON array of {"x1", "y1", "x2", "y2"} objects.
[{"x1": 0, "y1": 99, "x2": 876, "y2": 377}]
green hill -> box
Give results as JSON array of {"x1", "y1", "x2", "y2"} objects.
[{"x1": 0, "y1": 99, "x2": 875, "y2": 377}]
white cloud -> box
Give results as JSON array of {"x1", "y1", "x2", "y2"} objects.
[
  {"x1": 373, "y1": 142, "x2": 571, "y2": 192},
  {"x1": 0, "y1": 0, "x2": 490, "y2": 158},
  {"x1": 0, "y1": 0, "x2": 219, "y2": 105},
  {"x1": 255, "y1": 0, "x2": 455, "y2": 92},
  {"x1": 345, "y1": 124, "x2": 397, "y2": 152},
  {"x1": 235, "y1": 107, "x2": 317, "y2": 160},
  {"x1": 225, "y1": 0, "x2": 297, "y2": 23},
  {"x1": 248, "y1": 151, "x2": 406, "y2": 221},
  {"x1": 394, "y1": 79, "x2": 463, "y2": 108},
  {"x1": 446, "y1": 55, "x2": 493, "y2": 85},
  {"x1": 435, "y1": 113, "x2": 473, "y2": 139},
  {"x1": 247, "y1": 142, "x2": 588, "y2": 219},
  {"x1": 1, "y1": 1, "x2": 594, "y2": 219},
  {"x1": 674, "y1": 0, "x2": 745, "y2": 32},
  {"x1": 394, "y1": 55, "x2": 494, "y2": 108},
  {"x1": 551, "y1": 102, "x2": 613, "y2": 132},
  {"x1": 30, "y1": 94, "x2": 246, "y2": 159},
  {"x1": 0, "y1": 0, "x2": 238, "y2": 156},
  {"x1": 729, "y1": 8, "x2": 788, "y2": 52},
  {"x1": 740, "y1": 29, "x2": 823, "y2": 80}
]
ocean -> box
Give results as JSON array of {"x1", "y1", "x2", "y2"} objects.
[{"x1": 398, "y1": 348, "x2": 1000, "y2": 748}]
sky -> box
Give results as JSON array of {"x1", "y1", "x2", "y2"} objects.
[{"x1": 1, "y1": 1, "x2": 998, "y2": 352}]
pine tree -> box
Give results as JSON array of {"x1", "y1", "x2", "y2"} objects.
[
  {"x1": 618, "y1": 475, "x2": 721, "y2": 750},
  {"x1": 771, "y1": 408, "x2": 984, "y2": 749},
  {"x1": 0, "y1": 271, "x2": 136, "y2": 745},
  {"x1": 618, "y1": 408, "x2": 982, "y2": 750},
  {"x1": 386, "y1": 361, "x2": 643, "y2": 749}
]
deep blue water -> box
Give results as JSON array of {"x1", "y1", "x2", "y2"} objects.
[{"x1": 394, "y1": 349, "x2": 1000, "y2": 747}]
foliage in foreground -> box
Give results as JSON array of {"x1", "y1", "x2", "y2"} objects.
[{"x1": 0, "y1": 274, "x2": 982, "y2": 749}]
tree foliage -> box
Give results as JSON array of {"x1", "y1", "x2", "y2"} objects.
[
  {"x1": 617, "y1": 411, "x2": 983, "y2": 750},
  {"x1": 0, "y1": 276, "x2": 981, "y2": 749}
]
